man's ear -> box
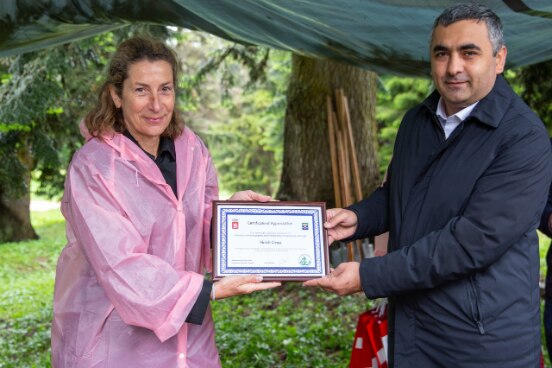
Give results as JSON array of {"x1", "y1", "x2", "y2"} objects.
[
  {"x1": 495, "y1": 46, "x2": 507, "y2": 74},
  {"x1": 109, "y1": 85, "x2": 122, "y2": 108}
]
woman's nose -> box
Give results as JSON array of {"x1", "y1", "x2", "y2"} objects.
[{"x1": 149, "y1": 94, "x2": 161, "y2": 112}]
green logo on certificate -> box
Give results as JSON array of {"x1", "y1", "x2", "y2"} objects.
[{"x1": 298, "y1": 254, "x2": 312, "y2": 266}]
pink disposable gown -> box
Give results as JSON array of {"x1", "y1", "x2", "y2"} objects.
[{"x1": 51, "y1": 127, "x2": 221, "y2": 368}]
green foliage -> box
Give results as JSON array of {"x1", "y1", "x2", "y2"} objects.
[
  {"x1": 174, "y1": 31, "x2": 289, "y2": 196},
  {"x1": 214, "y1": 284, "x2": 370, "y2": 367},
  {"x1": 540, "y1": 233, "x2": 552, "y2": 367},
  {"x1": 179, "y1": 39, "x2": 271, "y2": 104},
  {"x1": 0, "y1": 36, "x2": 104, "y2": 198},
  {"x1": 505, "y1": 62, "x2": 552, "y2": 134},
  {"x1": 376, "y1": 76, "x2": 432, "y2": 176},
  {"x1": 0, "y1": 209, "x2": 65, "y2": 367},
  {"x1": 205, "y1": 51, "x2": 289, "y2": 196}
]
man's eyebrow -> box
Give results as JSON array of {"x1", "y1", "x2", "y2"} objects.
[
  {"x1": 459, "y1": 43, "x2": 481, "y2": 51},
  {"x1": 432, "y1": 45, "x2": 448, "y2": 53},
  {"x1": 432, "y1": 43, "x2": 482, "y2": 53}
]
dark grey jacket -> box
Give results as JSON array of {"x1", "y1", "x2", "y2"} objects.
[{"x1": 349, "y1": 76, "x2": 552, "y2": 368}]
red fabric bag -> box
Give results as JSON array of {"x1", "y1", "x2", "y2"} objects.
[
  {"x1": 350, "y1": 304, "x2": 388, "y2": 368},
  {"x1": 351, "y1": 305, "x2": 545, "y2": 368}
]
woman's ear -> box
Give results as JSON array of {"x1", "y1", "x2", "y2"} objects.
[{"x1": 109, "y1": 85, "x2": 122, "y2": 108}]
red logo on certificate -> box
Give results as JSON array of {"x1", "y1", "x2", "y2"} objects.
[{"x1": 232, "y1": 219, "x2": 239, "y2": 229}]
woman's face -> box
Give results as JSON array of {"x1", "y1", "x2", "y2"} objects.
[{"x1": 110, "y1": 59, "x2": 175, "y2": 154}]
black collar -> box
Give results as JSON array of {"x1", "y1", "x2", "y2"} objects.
[
  {"x1": 422, "y1": 75, "x2": 514, "y2": 129},
  {"x1": 123, "y1": 130, "x2": 176, "y2": 161}
]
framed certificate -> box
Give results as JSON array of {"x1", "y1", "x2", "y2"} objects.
[{"x1": 212, "y1": 201, "x2": 329, "y2": 281}]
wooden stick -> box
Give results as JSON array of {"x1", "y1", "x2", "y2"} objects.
[
  {"x1": 334, "y1": 121, "x2": 354, "y2": 261},
  {"x1": 337, "y1": 90, "x2": 365, "y2": 260},
  {"x1": 334, "y1": 90, "x2": 355, "y2": 261},
  {"x1": 342, "y1": 119, "x2": 362, "y2": 260},
  {"x1": 326, "y1": 96, "x2": 342, "y2": 209},
  {"x1": 341, "y1": 94, "x2": 363, "y2": 203},
  {"x1": 335, "y1": 89, "x2": 346, "y2": 132}
]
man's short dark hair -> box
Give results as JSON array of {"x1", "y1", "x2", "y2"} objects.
[{"x1": 431, "y1": 3, "x2": 504, "y2": 55}]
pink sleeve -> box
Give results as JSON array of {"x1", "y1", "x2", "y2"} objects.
[
  {"x1": 202, "y1": 147, "x2": 219, "y2": 273},
  {"x1": 64, "y1": 154, "x2": 204, "y2": 342}
]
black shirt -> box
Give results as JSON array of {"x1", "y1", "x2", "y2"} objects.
[
  {"x1": 123, "y1": 130, "x2": 212, "y2": 325},
  {"x1": 123, "y1": 130, "x2": 178, "y2": 197}
]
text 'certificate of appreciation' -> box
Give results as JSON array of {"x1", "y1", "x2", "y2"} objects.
[{"x1": 212, "y1": 201, "x2": 328, "y2": 281}]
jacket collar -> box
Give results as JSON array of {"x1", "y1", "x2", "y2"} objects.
[
  {"x1": 122, "y1": 130, "x2": 176, "y2": 161},
  {"x1": 423, "y1": 74, "x2": 514, "y2": 129},
  {"x1": 98, "y1": 127, "x2": 197, "y2": 204},
  {"x1": 99, "y1": 133, "x2": 169, "y2": 189}
]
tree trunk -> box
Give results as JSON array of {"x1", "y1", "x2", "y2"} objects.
[
  {"x1": 277, "y1": 55, "x2": 380, "y2": 206},
  {"x1": 0, "y1": 190, "x2": 37, "y2": 242},
  {"x1": 0, "y1": 147, "x2": 38, "y2": 242}
]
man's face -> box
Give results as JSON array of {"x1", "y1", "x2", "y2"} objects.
[{"x1": 430, "y1": 19, "x2": 507, "y2": 116}]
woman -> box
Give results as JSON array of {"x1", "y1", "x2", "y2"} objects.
[{"x1": 51, "y1": 36, "x2": 280, "y2": 368}]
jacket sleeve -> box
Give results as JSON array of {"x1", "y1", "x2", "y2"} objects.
[
  {"x1": 360, "y1": 125, "x2": 552, "y2": 298},
  {"x1": 186, "y1": 145, "x2": 219, "y2": 325},
  {"x1": 538, "y1": 139, "x2": 552, "y2": 238},
  {"x1": 64, "y1": 152, "x2": 205, "y2": 342},
  {"x1": 202, "y1": 148, "x2": 219, "y2": 273},
  {"x1": 347, "y1": 180, "x2": 390, "y2": 240}
]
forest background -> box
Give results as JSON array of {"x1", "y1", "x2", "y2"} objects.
[{"x1": 1, "y1": 25, "x2": 552, "y2": 367}]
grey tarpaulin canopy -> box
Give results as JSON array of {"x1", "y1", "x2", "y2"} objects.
[{"x1": 1, "y1": 0, "x2": 552, "y2": 75}]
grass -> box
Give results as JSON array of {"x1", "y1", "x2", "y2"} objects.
[
  {"x1": 0, "y1": 209, "x2": 65, "y2": 368},
  {"x1": 213, "y1": 285, "x2": 369, "y2": 367},
  {"x1": 0, "y1": 208, "x2": 370, "y2": 367},
  {"x1": 1, "y1": 209, "x2": 551, "y2": 367}
]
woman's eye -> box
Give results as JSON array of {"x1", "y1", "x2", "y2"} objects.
[
  {"x1": 161, "y1": 86, "x2": 173, "y2": 93},
  {"x1": 135, "y1": 87, "x2": 146, "y2": 94}
]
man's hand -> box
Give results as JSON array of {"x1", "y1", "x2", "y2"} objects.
[
  {"x1": 325, "y1": 208, "x2": 358, "y2": 243},
  {"x1": 229, "y1": 190, "x2": 271, "y2": 202},
  {"x1": 214, "y1": 275, "x2": 281, "y2": 300},
  {"x1": 303, "y1": 262, "x2": 362, "y2": 296}
]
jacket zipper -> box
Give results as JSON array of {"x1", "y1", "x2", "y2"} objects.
[{"x1": 468, "y1": 276, "x2": 485, "y2": 335}]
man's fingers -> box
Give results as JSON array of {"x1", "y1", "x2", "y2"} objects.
[
  {"x1": 303, "y1": 278, "x2": 320, "y2": 287},
  {"x1": 304, "y1": 276, "x2": 332, "y2": 288},
  {"x1": 324, "y1": 209, "x2": 351, "y2": 229}
]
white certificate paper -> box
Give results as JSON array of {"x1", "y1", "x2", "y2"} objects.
[{"x1": 212, "y1": 201, "x2": 328, "y2": 281}]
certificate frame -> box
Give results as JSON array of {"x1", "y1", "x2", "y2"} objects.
[{"x1": 212, "y1": 201, "x2": 328, "y2": 281}]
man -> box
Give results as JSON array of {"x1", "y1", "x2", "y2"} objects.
[{"x1": 305, "y1": 4, "x2": 552, "y2": 367}]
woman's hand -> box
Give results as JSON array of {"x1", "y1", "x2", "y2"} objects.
[
  {"x1": 213, "y1": 275, "x2": 281, "y2": 300},
  {"x1": 228, "y1": 190, "x2": 272, "y2": 202}
]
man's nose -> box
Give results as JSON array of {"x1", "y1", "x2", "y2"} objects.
[{"x1": 447, "y1": 53, "x2": 463, "y2": 75}]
